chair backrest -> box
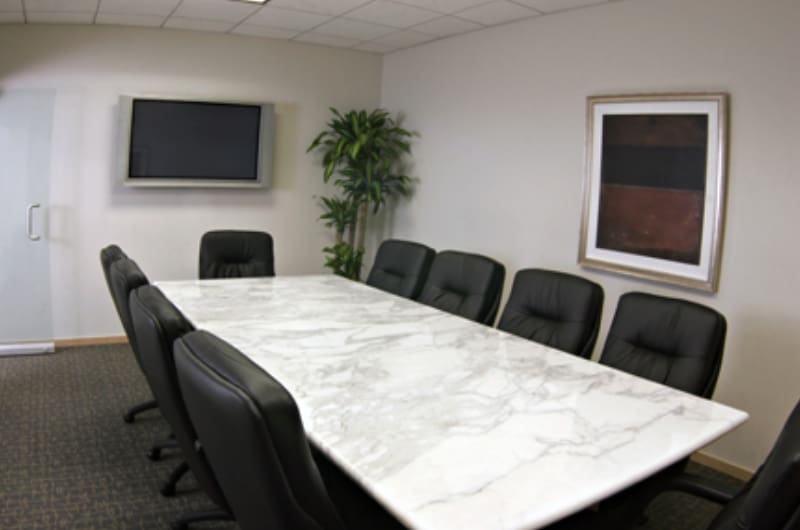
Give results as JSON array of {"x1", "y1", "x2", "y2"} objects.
[
  {"x1": 107, "y1": 257, "x2": 149, "y2": 353},
  {"x1": 129, "y1": 286, "x2": 228, "y2": 512},
  {"x1": 174, "y1": 330, "x2": 346, "y2": 530},
  {"x1": 366, "y1": 239, "x2": 435, "y2": 299},
  {"x1": 497, "y1": 269, "x2": 604, "y2": 358},
  {"x1": 599, "y1": 292, "x2": 726, "y2": 398},
  {"x1": 709, "y1": 399, "x2": 800, "y2": 530},
  {"x1": 199, "y1": 230, "x2": 275, "y2": 279},
  {"x1": 417, "y1": 250, "x2": 505, "y2": 325}
]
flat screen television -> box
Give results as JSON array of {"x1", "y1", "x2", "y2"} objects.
[{"x1": 118, "y1": 96, "x2": 274, "y2": 188}]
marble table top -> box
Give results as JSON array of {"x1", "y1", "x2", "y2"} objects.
[{"x1": 157, "y1": 275, "x2": 748, "y2": 530}]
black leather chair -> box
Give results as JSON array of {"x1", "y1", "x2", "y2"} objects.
[
  {"x1": 173, "y1": 330, "x2": 407, "y2": 530},
  {"x1": 417, "y1": 250, "x2": 505, "y2": 325},
  {"x1": 198, "y1": 230, "x2": 274, "y2": 279},
  {"x1": 599, "y1": 292, "x2": 727, "y2": 398},
  {"x1": 366, "y1": 239, "x2": 435, "y2": 299},
  {"x1": 584, "y1": 292, "x2": 728, "y2": 528},
  {"x1": 108, "y1": 257, "x2": 180, "y2": 460},
  {"x1": 548, "y1": 398, "x2": 800, "y2": 530},
  {"x1": 702, "y1": 397, "x2": 800, "y2": 530},
  {"x1": 100, "y1": 246, "x2": 157, "y2": 423},
  {"x1": 497, "y1": 269, "x2": 603, "y2": 358},
  {"x1": 129, "y1": 286, "x2": 232, "y2": 529}
]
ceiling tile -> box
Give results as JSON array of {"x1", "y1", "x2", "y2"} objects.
[
  {"x1": 456, "y1": 0, "x2": 538, "y2": 25},
  {"x1": 95, "y1": 12, "x2": 165, "y2": 27},
  {"x1": 164, "y1": 16, "x2": 235, "y2": 32},
  {"x1": 293, "y1": 31, "x2": 360, "y2": 48},
  {"x1": 231, "y1": 23, "x2": 299, "y2": 38},
  {"x1": 98, "y1": 0, "x2": 181, "y2": 16},
  {"x1": 245, "y1": 5, "x2": 330, "y2": 31},
  {"x1": 25, "y1": 0, "x2": 98, "y2": 12},
  {"x1": 26, "y1": 11, "x2": 95, "y2": 23},
  {"x1": 313, "y1": 17, "x2": 395, "y2": 40},
  {"x1": 0, "y1": 12, "x2": 24, "y2": 22},
  {"x1": 266, "y1": 0, "x2": 371, "y2": 17},
  {"x1": 367, "y1": 28, "x2": 435, "y2": 48},
  {"x1": 0, "y1": 0, "x2": 22, "y2": 11},
  {"x1": 511, "y1": 0, "x2": 607, "y2": 13},
  {"x1": 172, "y1": 0, "x2": 259, "y2": 23},
  {"x1": 11, "y1": 0, "x2": 633, "y2": 55},
  {"x1": 346, "y1": 1, "x2": 440, "y2": 29},
  {"x1": 392, "y1": 0, "x2": 489, "y2": 15},
  {"x1": 411, "y1": 14, "x2": 482, "y2": 36},
  {"x1": 353, "y1": 40, "x2": 398, "y2": 53}
]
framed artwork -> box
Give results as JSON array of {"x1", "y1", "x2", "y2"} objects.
[{"x1": 579, "y1": 93, "x2": 728, "y2": 292}]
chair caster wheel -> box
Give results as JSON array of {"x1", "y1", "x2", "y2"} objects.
[
  {"x1": 123, "y1": 413, "x2": 135, "y2": 423},
  {"x1": 147, "y1": 448, "x2": 162, "y2": 461}
]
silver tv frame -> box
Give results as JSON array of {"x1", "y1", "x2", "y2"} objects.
[{"x1": 118, "y1": 95, "x2": 274, "y2": 189}]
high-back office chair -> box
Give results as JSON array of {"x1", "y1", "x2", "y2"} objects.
[
  {"x1": 174, "y1": 330, "x2": 408, "y2": 530},
  {"x1": 129, "y1": 286, "x2": 231, "y2": 529},
  {"x1": 588, "y1": 292, "x2": 728, "y2": 528},
  {"x1": 174, "y1": 330, "x2": 346, "y2": 530},
  {"x1": 497, "y1": 269, "x2": 604, "y2": 358},
  {"x1": 199, "y1": 230, "x2": 275, "y2": 279},
  {"x1": 417, "y1": 250, "x2": 505, "y2": 325},
  {"x1": 703, "y1": 397, "x2": 800, "y2": 530},
  {"x1": 100, "y1": 247, "x2": 157, "y2": 423},
  {"x1": 365, "y1": 239, "x2": 435, "y2": 299},
  {"x1": 599, "y1": 292, "x2": 727, "y2": 398},
  {"x1": 548, "y1": 398, "x2": 800, "y2": 530}
]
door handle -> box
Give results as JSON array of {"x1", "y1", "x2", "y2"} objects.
[{"x1": 26, "y1": 203, "x2": 41, "y2": 241}]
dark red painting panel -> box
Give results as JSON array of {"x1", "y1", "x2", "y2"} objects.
[{"x1": 598, "y1": 184, "x2": 703, "y2": 263}]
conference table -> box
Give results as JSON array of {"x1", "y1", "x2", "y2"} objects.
[{"x1": 157, "y1": 274, "x2": 748, "y2": 530}]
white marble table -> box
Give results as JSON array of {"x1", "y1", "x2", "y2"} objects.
[{"x1": 157, "y1": 275, "x2": 748, "y2": 530}]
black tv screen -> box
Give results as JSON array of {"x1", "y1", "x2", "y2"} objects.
[{"x1": 128, "y1": 99, "x2": 262, "y2": 181}]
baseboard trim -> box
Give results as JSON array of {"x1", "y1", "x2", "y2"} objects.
[
  {"x1": 54, "y1": 336, "x2": 128, "y2": 348},
  {"x1": 691, "y1": 451, "x2": 753, "y2": 481}
]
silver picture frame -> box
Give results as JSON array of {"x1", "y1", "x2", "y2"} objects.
[{"x1": 579, "y1": 93, "x2": 729, "y2": 292}]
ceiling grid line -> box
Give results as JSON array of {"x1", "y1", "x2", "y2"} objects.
[
  {"x1": 161, "y1": 0, "x2": 185, "y2": 29},
  {"x1": 91, "y1": 0, "x2": 101, "y2": 24}
]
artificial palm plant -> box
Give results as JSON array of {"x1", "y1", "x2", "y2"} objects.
[{"x1": 309, "y1": 108, "x2": 415, "y2": 279}]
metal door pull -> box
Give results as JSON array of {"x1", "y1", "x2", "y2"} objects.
[{"x1": 26, "y1": 203, "x2": 41, "y2": 241}]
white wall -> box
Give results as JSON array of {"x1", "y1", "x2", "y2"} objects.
[
  {"x1": 0, "y1": 26, "x2": 382, "y2": 340},
  {"x1": 381, "y1": 0, "x2": 800, "y2": 470}
]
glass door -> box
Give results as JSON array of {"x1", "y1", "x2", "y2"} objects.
[{"x1": 0, "y1": 89, "x2": 55, "y2": 354}]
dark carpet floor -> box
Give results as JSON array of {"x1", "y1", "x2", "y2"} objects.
[
  {"x1": 0, "y1": 343, "x2": 237, "y2": 530},
  {"x1": 0, "y1": 343, "x2": 744, "y2": 529}
]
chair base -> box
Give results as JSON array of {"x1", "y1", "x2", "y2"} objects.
[
  {"x1": 123, "y1": 398, "x2": 158, "y2": 423},
  {"x1": 592, "y1": 461, "x2": 687, "y2": 530},
  {"x1": 161, "y1": 460, "x2": 190, "y2": 497},
  {"x1": 170, "y1": 509, "x2": 232, "y2": 530},
  {"x1": 147, "y1": 435, "x2": 178, "y2": 461}
]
